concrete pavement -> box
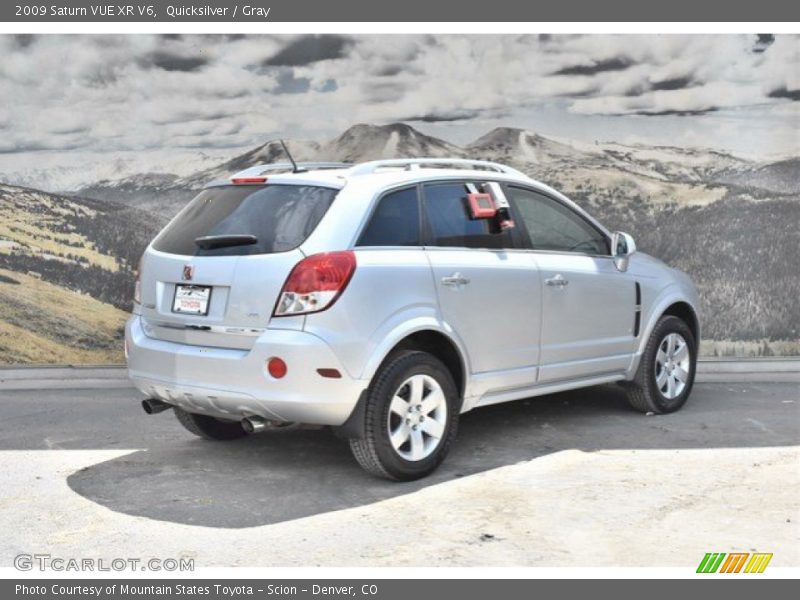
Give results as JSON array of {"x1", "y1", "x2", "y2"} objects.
[{"x1": 0, "y1": 381, "x2": 797, "y2": 567}]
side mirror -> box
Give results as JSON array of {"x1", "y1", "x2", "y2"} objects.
[{"x1": 612, "y1": 231, "x2": 636, "y2": 272}]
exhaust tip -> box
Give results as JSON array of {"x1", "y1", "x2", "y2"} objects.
[
  {"x1": 241, "y1": 416, "x2": 266, "y2": 434},
  {"x1": 141, "y1": 398, "x2": 172, "y2": 415},
  {"x1": 241, "y1": 416, "x2": 296, "y2": 434}
]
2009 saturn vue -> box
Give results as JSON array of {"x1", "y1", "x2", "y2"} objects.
[{"x1": 126, "y1": 158, "x2": 700, "y2": 480}]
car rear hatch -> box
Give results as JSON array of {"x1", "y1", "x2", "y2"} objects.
[{"x1": 137, "y1": 182, "x2": 339, "y2": 350}]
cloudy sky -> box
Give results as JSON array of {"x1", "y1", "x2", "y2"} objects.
[{"x1": 0, "y1": 33, "x2": 797, "y2": 172}]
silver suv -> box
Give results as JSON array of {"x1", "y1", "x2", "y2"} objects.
[{"x1": 126, "y1": 158, "x2": 700, "y2": 480}]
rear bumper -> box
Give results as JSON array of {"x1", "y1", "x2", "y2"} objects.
[{"x1": 125, "y1": 316, "x2": 367, "y2": 426}]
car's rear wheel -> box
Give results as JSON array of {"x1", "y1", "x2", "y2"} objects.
[
  {"x1": 174, "y1": 407, "x2": 248, "y2": 440},
  {"x1": 349, "y1": 350, "x2": 459, "y2": 481},
  {"x1": 624, "y1": 315, "x2": 697, "y2": 414}
]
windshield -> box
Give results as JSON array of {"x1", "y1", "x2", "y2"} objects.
[{"x1": 152, "y1": 184, "x2": 338, "y2": 256}]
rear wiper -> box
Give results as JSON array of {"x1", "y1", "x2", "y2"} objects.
[{"x1": 194, "y1": 234, "x2": 258, "y2": 250}]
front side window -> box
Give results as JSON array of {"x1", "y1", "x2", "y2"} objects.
[
  {"x1": 509, "y1": 187, "x2": 609, "y2": 255},
  {"x1": 152, "y1": 184, "x2": 337, "y2": 256},
  {"x1": 423, "y1": 182, "x2": 514, "y2": 249},
  {"x1": 357, "y1": 187, "x2": 420, "y2": 246}
]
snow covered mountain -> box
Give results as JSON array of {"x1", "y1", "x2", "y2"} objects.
[
  {"x1": 0, "y1": 121, "x2": 793, "y2": 218},
  {"x1": 467, "y1": 127, "x2": 591, "y2": 164},
  {"x1": 467, "y1": 126, "x2": 754, "y2": 183},
  {"x1": 63, "y1": 124, "x2": 467, "y2": 215},
  {"x1": 318, "y1": 123, "x2": 465, "y2": 162},
  {"x1": 177, "y1": 139, "x2": 321, "y2": 190}
]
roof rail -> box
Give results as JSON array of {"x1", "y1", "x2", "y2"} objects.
[
  {"x1": 347, "y1": 158, "x2": 527, "y2": 178},
  {"x1": 231, "y1": 162, "x2": 353, "y2": 178}
]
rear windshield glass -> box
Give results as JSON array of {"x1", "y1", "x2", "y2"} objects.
[{"x1": 152, "y1": 184, "x2": 338, "y2": 256}]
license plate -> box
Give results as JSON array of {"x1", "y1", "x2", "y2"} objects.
[{"x1": 172, "y1": 285, "x2": 212, "y2": 316}]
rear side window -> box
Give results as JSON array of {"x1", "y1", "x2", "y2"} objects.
[
  {"x1": 152, "y1": 184, "x2": 337, "y2": 256},
  {"x1": 423, "y1": 182, "x2": 514, "y2": 249},
  {"x1": 357, "y1": 187, "x2": 420, "y2": 247}
]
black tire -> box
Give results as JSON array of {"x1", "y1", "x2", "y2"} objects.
[
  {"x1": 349, "y1": 350, "x2": 459, "y2": 481},
  {"x1": 624, "y1": 315, "x2": 697, "y2": 414},
  {"x1": 174, "y1": 407, "x2": 248, "y2": 441}
]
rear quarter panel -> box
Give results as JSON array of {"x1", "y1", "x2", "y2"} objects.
[{"x1": 301, "y1": 248, "x2": 443, "y2": 380}]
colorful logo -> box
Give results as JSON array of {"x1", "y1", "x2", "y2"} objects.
[{"x1": 697, "y1": 552, "x2": 773, "y2": 573}]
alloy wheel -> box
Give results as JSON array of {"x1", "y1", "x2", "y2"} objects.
[
  {"x1": 654, "y1": 332, "x2": 691, "y2": 399},
  {"x1": 386, "y1": 374, "x2": 448, "y2": 461}
]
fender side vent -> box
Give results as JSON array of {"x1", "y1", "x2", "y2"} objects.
[{"x1": 633, "y1": 282, "x2": 642, "y2": 337}]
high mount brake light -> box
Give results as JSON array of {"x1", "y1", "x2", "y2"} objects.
[
  {"x1": 274, "y1": 251, "x2": 357, "y2": 316},
  {"x1": 231, "y1": 176, "x2": 268, "y2": 184}
]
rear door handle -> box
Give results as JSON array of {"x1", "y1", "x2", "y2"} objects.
[
  {"x1": 441, "y1": 273, "x2": 470, "y2": 287},
  {"x1": 545, "y1": 274, "x2": 569, "y2": 287}
]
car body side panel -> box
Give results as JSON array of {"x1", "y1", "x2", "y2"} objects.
[
  {"x1": 623, "y1": 253, "x2": 701, "y2": 377},
  {"x1": 301, "y1": 248, "x2": 441, "y2": 381},
  {"x1": 359, "y1": 314, "x2": 472, "y2": 395},
  {"x1": 628, "y1": 287, "x2": 701, "y2": 378},
  {"x1": 534, "y1": 253, "x2": 636, "y2": 382},
  {"x1": 425, "y1": 247, "x2": 542, "y2": 374}
]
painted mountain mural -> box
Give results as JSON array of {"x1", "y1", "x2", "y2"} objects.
[{"x1": 0, "y1": 123, "x2": 798, "y2": 364}]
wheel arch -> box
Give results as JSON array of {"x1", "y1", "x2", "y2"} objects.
[
  {"x1": 337, "y1": 326, "x2": 469, "y2": 441},
  {"x1": 386, "y1": 330, "x2": 467, "y2": 400},
  {"x1": 629, "y1": 291, "x2": 701, "y2": 379},
  {"x1": 359, "y1": 314, "x2": 470, "y2": 389},
  {"x1": 661, "y1": 301, "x2": 701, "y2": 352}
]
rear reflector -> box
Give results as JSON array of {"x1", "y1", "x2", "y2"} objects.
[
  {"x1": 267, "y1": 357, "x2": 287, "y2": 378},
  {"x1": 231, "y1": 176, "x2": 268, "y2": 184},
  {"x1": 274, "y1": 251, "x2": 357, "y2": 316},
  {"x1": 317, "y1": 368, "x2": 342, "y2": 379}
]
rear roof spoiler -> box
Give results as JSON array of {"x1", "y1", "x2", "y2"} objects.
[{"x1": 230, "y1": 162, "x2": 353, "y2": 180}]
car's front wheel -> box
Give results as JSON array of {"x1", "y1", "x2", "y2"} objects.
[
  {"x1": 624, "y1": 315, "x2": 697, "y2": 414},
  {"x1": 349, "y1": 350, "x2": 459, "y2": 480}
]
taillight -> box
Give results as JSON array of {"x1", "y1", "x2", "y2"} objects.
[
  {"x1": 274, "y1": 251, "x2": 356, "y2": 316},
  {"x1": 133, "y1": 256, "x2": 142, "y2": 305}
]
